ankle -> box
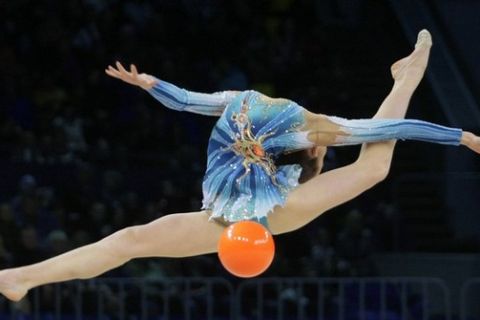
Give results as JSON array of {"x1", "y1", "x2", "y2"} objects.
[
  {"x1": 391, "y1": 81, "x2": 417, "y2": 96},
  {"x1": 10, "y1": 268, "x2": 32, "y2": 291}
]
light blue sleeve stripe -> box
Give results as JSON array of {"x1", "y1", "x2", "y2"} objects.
[
  {"x1": 328, "y1": 116, "x2": 463, "y2": 146},
  {"x1": 147, "y1": 78, "x2": 238, "y2": 116}
]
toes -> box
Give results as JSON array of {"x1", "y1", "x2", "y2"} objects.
[
  {"x1": 389, "y1": 30, "x2": 433, "y2": 83},
  {"x1": 415, "y1": 29, "x2": 432, "y2": 49}
]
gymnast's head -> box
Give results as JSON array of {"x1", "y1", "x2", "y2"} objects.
[{"x1": 276, "y1": 147, "x2": 325, "y2": 183}]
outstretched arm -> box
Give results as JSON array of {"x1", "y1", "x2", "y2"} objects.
[
  {"x1": 148, "y1": 78, "x2": 239, "y2": 116},
  {"x1": 324, "y1": 116, "x2": 480, "y2": 153},
  {"x1": 325, "y1": 116, "x2": 463, "y2": 146},
  {"x1": 106, "y1": 62, "x2": 239, "y2": 116}
]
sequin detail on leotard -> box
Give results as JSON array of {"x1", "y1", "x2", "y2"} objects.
[{"x1": 202, "y1": 91, "x2": 314, "y2": 222}]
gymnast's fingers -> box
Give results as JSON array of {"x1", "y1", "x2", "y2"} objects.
[
  {"x1": 115, "y1": 61, "x2": 130, "y2": 77},
  {"x1": 107, "y1": 65, "x2": 122, "y2": 77},
  {"x1": 130, "y1": 64, "x2": 139, "y2": 78},
  {"x1": 105, "y1": 68, "x2": 122, "y2": 79}
]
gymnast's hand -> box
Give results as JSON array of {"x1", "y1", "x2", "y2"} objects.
[{"x1": 105, "y1": 61, "x2": 157, "y2": 90}]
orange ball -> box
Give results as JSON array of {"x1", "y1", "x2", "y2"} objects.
[{"x1": 218, "y1": 220, "x2": 275, "y2": 278}]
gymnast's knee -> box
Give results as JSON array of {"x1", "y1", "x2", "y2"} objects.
[
  {"x1": 355, "y1": 156, "x2": 391, "y2": 186},
  {"x1": 367, "y1": 159, "x2": 391, "y2": 183},
  {"x1": 99, "y1": 227, "x2": 136, "y2": 259},
  {"x1": 107, "y1": 214, "x2": 190, "y2": 259}
]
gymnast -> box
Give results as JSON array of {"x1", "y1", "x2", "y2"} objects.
[{"x1": 1, "y1": 30, "x2": 479, "y2": 301}]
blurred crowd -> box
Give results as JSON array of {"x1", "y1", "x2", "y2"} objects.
[{"x1": 0, "y1": 0, "x2": 398, "y2": 280}]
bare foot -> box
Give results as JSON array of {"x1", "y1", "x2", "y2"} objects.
[
  {"x1": 461, "y1": 131, "x2": 480, "y2": 154},
  {"x1": 0, "y1": 269, "x2": 29, "y2": 302},
  {"x1": 391, "y1": 29, "x2": 433, "y2": 86}
]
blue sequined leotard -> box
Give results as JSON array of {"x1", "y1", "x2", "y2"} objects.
[{"x1": 148, "y1": 78, "x2": 462, "y2": 223}]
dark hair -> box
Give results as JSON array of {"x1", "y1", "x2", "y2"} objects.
[{"x1": 275, "y1": 150, "x2": 319, "y2": 183}]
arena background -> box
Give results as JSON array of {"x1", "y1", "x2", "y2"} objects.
[{"x1": 1, "y1": 0, "x2": 480, "y2": 319}]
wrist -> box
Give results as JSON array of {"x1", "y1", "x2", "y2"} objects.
[
  {"x1": 142, "y1": 83, "x2": 155, "y2": 90},
  {"x1": 460, "y1": 131, "x2": 470, "y2": 146},
  {"x1": 140, "y1": 75, "x2": 158, "y2": 90}
]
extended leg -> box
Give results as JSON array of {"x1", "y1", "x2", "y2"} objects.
[
  {"x1": 0, "y1": 211, "x2": 224, "y2": 301},
  {"x1": 268, "y1": 30, "x2": 434, "y2": 234}
]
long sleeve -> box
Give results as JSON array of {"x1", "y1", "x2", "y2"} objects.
[
  {"x1": 328, "y1": 116, "x2": 463, "y2": 146},
  {"x1": 147, "y1": 78, "x2": 239, "y2": 116}
]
